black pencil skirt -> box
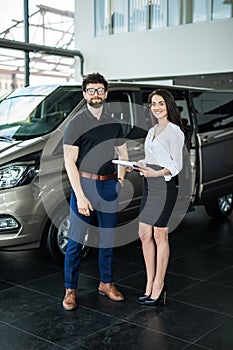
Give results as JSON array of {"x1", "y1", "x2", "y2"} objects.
[{"x1": 139, "y1": 165, "x2": 178, "y2": 227}]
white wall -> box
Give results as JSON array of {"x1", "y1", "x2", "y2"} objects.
[{"x1": 75, "y1": 1, "x2": 233, "y2": 80}]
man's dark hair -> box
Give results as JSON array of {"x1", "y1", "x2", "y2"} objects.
[{"x1": 82, "y1": 72, "x2": 108, "y2": 92}]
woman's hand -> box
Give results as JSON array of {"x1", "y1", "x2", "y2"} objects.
[
  {"x1": 135, "y1": 162, "x2": 145, "y2": 168},
  {"x1": 125, "y1": 162, "x2": 145, "y2": 173},
  {"x1": 139, "y1": 166, "x2": 164, "y2": 178}
]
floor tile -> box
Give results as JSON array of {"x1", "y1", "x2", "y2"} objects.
[
  {"x1": 23, "y1": 272, "x2": 99, "y2": 299},
  {"x1": 117, "y1": 271, "x2": 145, "y2": 292},
  {"x1": 126, "y1": 299, "x2": 230, "y2": 343},
  {"x1": 165, "y1": 273, "x2": 201, "y2": 297},
  {"x1": 79, "y1": 258, "x2": 142, "y2": 282},
  {"x1": 168, "y1": 255, "x2": 229, "y2": 280},
  {"x1": 208, "y1": 267, "x2": 233, "y2": 288},
  {"x1": 183, "y1": 345, "x2": 212, "y2": 350},
  {"x1": 0, "y1": 322, "x2": 62, "y2": 350},
  {"x1": 22, "y1": 272, "x2": 64, "y2": 298},
  {"x1": 114, "y1": 240, "x2": 145, "y2": 267},
  {"x1": 0, "y1": 279, "x2": 15, "y2": 292},
  {"x1": 173, "y1": 281, "x2": 233, "y2": 316},
  {"x1": 217, "y1": 238, "x2": 233, "y2": 250},
  {"x1": 169, "y1": 240, "x2": 205, "y2": 261},
  {"x1": 0, "y1": 248, "x2": 58, "y2": 267},
  {"x1": 0, "y1": 286, "x2": 58, "y2": 323},
  {"x1": 197, "y1": 318, "x2": 233, "y2": 350},
  {"x1": 0, "y1": 251, "x2": 21, "y2": 263},
  {"x1": 187, "y1": 245, "x2": 233, "y2": 266},
  {"x1": 78, "y1": 287, "x2": 140, "y2": 319},
  {"x1": 0, "y1": 257, "x2": 61, "y2": 284},
  {"x1": 173, "y1": 209, "x2": 233, "y2": 247},
  {"x1": 70, "y1": 319, "x2": 188, "y2": 350},
  {"x1": 117, "y1": 270, "x2": 202, "y2": 298},
  {"x1": 12, "y1": 303, "x2": 119, "y2": 348}
]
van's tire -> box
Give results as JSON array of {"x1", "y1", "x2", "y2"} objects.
[
  {"x1": 43, "y1": 203, "x2": 90, "y2": 266},
  {"x1": 204, "y1": 194, "x2": 233, "y2": 218}
]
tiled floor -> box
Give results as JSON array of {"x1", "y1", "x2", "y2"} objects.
[{"x1": 0, "y1": 207, "x2": 233, "y2": 349}]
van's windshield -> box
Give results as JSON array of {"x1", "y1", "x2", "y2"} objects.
[{"x1": 0, "y1": 85, "x2": 82, "y2": 140}]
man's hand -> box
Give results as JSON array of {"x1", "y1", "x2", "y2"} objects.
[
  {"x1": 77, "y1": 196, "x2": 94, "y2": 216},
  {"x1": 118, "y1": 177, "x2": 125, "y2": 187}
]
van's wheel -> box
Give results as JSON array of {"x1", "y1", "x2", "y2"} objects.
[
  {"x1": 205, "y1": 194, "x2": 233, "y2": 218},
  {"x1": 43, "y1": 204, "x2": 90, "y2": 266}
]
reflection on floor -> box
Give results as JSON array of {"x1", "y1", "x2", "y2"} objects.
[{"x1": 0, "y1": 207, "x2": 233, "y2": 349}]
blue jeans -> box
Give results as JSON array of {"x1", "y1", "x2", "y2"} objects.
[{"x1": 64, "y1": 178, "x2": 120, "y2": 289}]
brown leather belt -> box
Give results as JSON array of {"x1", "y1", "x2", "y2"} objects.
[{"x1": 79, "y1": 171, "x2": 117, "y2": 181}]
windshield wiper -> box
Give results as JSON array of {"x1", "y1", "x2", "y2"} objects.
[{"x1": 0, "y1": 135, "x2": 15, "y2": 142}]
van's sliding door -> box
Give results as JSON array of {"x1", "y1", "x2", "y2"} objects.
[{"x1": 191, "y1": 91, "x2": 233, "y2": 202}]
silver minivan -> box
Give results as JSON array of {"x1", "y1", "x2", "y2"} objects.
[{"x1": 0, "y1": 82, "x2": 232, "y2": 265}]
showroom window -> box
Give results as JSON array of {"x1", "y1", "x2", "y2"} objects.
[
  {"x1": 94, "y1": 0, "x2": 129, "y2": 35},
  {"x1": 129, "y1": 0, "x2": 167, "y2": 31},
  {"x1": 212, "y1": 0, "x2": 233, "y2": 20},
  {"x1": 192, "y1": 0, "x2": 212, "y2": 23},
  {"x1": 150, "y1": 0, "x2": 167, "y2": 29},
  {"x1": 94, "y1": 0, "x2": 233, "y2": 36},
  {"x1": 130, "y1": 0, "x2": 148, "y2": 32},
  {"x1": 111, "y1": 0, "x2": 129, "y2": 33},
  {"x1": 94, "y1": 0, "x2": 111, "y2": 36},
  {"x1": 168, "y1": 0, "x2": 212, "y2": 25}
]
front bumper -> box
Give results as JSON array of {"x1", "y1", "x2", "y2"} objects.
[{"x1": 0, "y1": 184, "x2": 46, "y2": 250}]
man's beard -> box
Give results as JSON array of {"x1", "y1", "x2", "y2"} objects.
[{"x1": 88, "y1": 98, "x2": 105, "y2": 108}]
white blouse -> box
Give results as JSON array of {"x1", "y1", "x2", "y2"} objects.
[{"x1": 140, "y1": 122, "x2": 184, "y2": 181}]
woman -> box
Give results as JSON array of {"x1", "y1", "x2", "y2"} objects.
[{"x1": 132, "y1": 89, "x2": 184, "y2": 306}]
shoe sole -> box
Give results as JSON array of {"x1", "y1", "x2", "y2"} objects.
[
  {"x1": 98, "y1": 290, "x2": 124, "y2": 302},
  {"x1": 62, "y1": 303, "x2": 77, "y2": 311}
]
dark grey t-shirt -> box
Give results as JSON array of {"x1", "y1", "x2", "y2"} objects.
[{"x1": 63, "y1": 107, "x2": 125, "y2": 175}]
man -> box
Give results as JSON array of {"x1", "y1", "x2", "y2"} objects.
[{"x1": 62, "y1": 72, "x2": 128, "y2": 311}]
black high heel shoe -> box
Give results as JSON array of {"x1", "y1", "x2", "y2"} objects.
[
  {"x1": 138, "y1": 294, "x2": 151, "y2": 302},
  {"x1": 144, "y1": 284, "x2": 167, "y2": 306}
]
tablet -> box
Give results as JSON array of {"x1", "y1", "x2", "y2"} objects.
[{"x1": 112, "y1": 159, "x2": 146, "y2": 169}]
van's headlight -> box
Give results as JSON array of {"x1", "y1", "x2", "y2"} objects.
[
  {"x1": 0, "y1": 163, "x2": 37, "y2": 189},
  {"x1": 0, "y1": 215, "x2": 20, "y2": 232}
]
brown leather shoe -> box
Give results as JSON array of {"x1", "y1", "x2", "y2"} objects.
[
  {"x1": 62, "y1": 288, "x2": 77, "y2": 311},
  {"x1": 98, "y1": 282, "x2": 124, "y2": 302}
]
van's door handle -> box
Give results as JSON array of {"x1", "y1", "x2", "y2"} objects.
[
  {"x1": 202, "y1": 136, "x2": 210, "y2": 143},
  {"x1": 133, "y1": 145, "x2": 144, "y2": 151}
]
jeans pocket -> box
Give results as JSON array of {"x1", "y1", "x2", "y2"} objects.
[{"x1": 98, "y1": 179, "x2": 119, "y2": 202}]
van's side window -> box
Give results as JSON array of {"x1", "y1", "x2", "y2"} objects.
[
  {"x1": 192, "y1": 92, "x2": 233, "y2": 132},
  {"x1": 106, "y1": 91, "x2": 133, "y2": 137},
  {"x1": 141, "y1": 90, "x2": 155, "y2": 128},
  {"x1": 29, "y1": 87, "x2": 83, "y2": 135}
]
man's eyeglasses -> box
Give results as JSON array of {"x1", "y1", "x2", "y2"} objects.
[{"x1": 86, "y1": 87, "x2": 106, "y2": 95}]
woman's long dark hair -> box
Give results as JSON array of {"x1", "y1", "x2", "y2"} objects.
[{"x1": 148, "y1": 89, "x2": 185, "y2": 133}]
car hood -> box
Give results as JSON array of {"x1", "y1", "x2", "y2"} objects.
[
  {"x1": 0, "y1": 140, "x2": 21, "y2": 152},
  {"x1": 0, "y1": 137, "x2": 46, "y2": 165}
]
